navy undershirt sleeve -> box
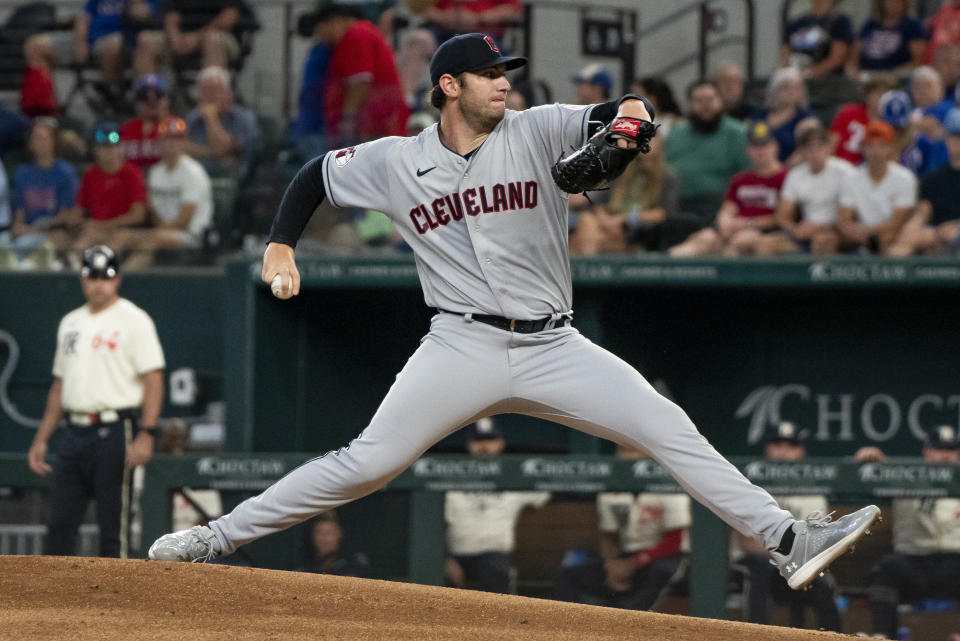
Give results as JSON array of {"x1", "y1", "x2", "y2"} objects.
[{"x1": 267, "y1": 154, "x2": 328, "y2": 248}]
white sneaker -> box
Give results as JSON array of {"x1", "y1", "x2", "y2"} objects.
[{"x1": 148, "y1": 525, "x2": 221, "y2": 563}]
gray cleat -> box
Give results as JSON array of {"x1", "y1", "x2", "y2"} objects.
[
  {"x1": 770, "y1": 505, "x2": 881, "y2": 590},
  {"x1": 148, "y1": 525, "x2": 221, "y2": 563}
]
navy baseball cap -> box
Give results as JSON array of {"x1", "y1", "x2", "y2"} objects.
[
  {"x1": 464, "y1": 417, "x2": 503, "y2": 441},
  {"x1": 135, "y1": 73, "x2": 166, "y2": 99},
  {"x1": 572, "y1": 63, "x2": 613, "y2": 97},
  {"x1": 763, "y1": 421, "x2": 804, "y2": 445},
  {"x1": 430, "y1": 33, "x2": 526, "y2": 86},
  {"x1": 81, "y1": 245, "x2": 119, "y2": 279},
  {"x1": 746, "y1": 121, "x2": 775, "y2": 146},
  {"x1": 879, "y1": 90, "x2": 912, "y2": 128},
  {"x1": 925, "y1": 425, "x2": 959, "y2": 450}
]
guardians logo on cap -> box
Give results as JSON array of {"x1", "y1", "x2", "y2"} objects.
[{"x1": 429, "y1": 33, "x2": 527, "y2": 86}]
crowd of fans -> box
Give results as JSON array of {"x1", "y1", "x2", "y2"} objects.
[
  {"x1": 569, "y1": 0, "x2": 960, "y2": 259},
  {"x1": 2, "y1": 0, "x2": 960, "y2": 269},
  {"x1": 0, "y1": 0, "x2": 259, "y2": 270}
]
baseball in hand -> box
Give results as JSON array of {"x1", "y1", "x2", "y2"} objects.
[{"x1": 271, "y1": 274, "x2": 285, "y2": 298}]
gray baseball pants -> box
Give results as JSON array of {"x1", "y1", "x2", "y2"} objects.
[{"x1": 210, "y1": 312, "x2": 794, "y2": 555}]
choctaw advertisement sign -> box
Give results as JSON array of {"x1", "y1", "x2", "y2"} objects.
[{"x1": 729, "y1": 384, "x2": 960, "y2": 454}]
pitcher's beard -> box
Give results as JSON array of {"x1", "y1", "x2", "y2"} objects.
[{"x1": 460, "y1": 102, "x2": 504, "y2": 134}]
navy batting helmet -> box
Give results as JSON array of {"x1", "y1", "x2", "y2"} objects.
[{"x1": 81, "y1": 245, "x2": 120, "y2": 279}]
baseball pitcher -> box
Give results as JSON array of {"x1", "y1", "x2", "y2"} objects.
[{"x1": 150, "y1": 33, "x2": 878, "y2": 590}]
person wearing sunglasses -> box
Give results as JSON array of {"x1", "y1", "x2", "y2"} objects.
[{"x1": 71, "y1": 123, "x2": 147, "y2": 253}]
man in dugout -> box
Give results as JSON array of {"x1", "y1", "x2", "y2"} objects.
[{"x1": 856, "y1": 425, "x2": 960, "y2": 639}]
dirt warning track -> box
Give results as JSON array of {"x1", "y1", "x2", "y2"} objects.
[{"x1": 0, "y1": 556, "x2": 856, "y2": 641}]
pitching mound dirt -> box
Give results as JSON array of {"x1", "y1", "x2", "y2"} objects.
[{"x1": 1, "y1": 556, "x2": 855, "y2": 641}]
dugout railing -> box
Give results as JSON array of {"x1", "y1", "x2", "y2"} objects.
[{"x1": 2, "y1": 452, "x2": 958, "y2": 619}]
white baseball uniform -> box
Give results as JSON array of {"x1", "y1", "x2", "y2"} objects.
[
  {"x1": 597, "y1": 492, "x2": 691, "y2": 554},
  {"x1": 208, "y1": 104, "x2": 794, "y2": 556},
  {"x1": 445, "y1": 491, "x2": 550, "y2": 556},
  {"x1": 54, "y1": 298, "x2": 166, "y2": 412},
  {"x1": 892, "y1": 498, "x2": 960, "y2": 555}
]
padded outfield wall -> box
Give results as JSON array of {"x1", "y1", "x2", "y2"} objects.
[{"x1": 3, "y1": 255, "x2": 960, "y2": 456}]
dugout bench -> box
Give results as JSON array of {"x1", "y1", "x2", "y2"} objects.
[{"x1": 3, "y1": 452, "x2": 958, "y2": 619}]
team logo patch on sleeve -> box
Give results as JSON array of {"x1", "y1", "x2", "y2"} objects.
[
  {"x1": 334, "y1": 146, "x2": 357, "y2": 167},
  {"x1": 611, "y1": 118, "x2": 640, "y2": 136}
]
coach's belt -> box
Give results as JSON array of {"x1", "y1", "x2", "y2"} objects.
[
  {"x1": 440, "y1": 310, "x2": 572, "y2": 334},
  {"x1": 67, "y1": 409, "x2": 134, "y2": 426}
]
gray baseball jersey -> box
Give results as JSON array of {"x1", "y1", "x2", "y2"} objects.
[
  {"x1": 323, "y1": 104, "x2": 592, "y2": 319},
  {"x1": 207, "y1": 104, "x2": 796, "y2": 558}
]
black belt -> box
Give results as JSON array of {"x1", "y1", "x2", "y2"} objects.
[{"x1": 440, "y1": 310, "x2": 572, "y2": 334}]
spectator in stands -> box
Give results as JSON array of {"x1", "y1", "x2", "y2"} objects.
[
  {"x1": 748, "y1": 67, "x2": 819, "y2": 163},
  {"x1": 910, "y1": 66, "x2": 951, "y2": 139},
  {"x1": 572, "y1": 64, "x2": 612, "y2": 105},
  {"x1": 881, "y1": 89, "x2": 949, "y2": 176},
  {"x1": 569, "y1": 137, "x2": 679, "y2": 255},
  {"x1": 836, "y1": 121, "x2": 916, "y2": 253},
  {"x1": 72, "y1": 123, "x2": 147, "y2": 250},
  {"x1": 830, "y1": 77, "x2": 895, "y2": 164},
  {"x1": 0, "y1": 106, "x2": 30, "y2": 156},
  {"x1": 10, "y1": 119, "x2": 78, "y2": 259},
  {"x1": 22, "y1": 0, "x2": 162, "y2": 114},
  {"x1": 555, "y1": 444, "x2": 690, "y2": 611},
  {"x1": 733, "y1": 422, "x2": 841, "y2": 631},
  {"x1": 296, "y1": 511, "x2": 370, "y2": 577},
  {"x1": 121, "y1": 74, "x2": 169, "y2": 171},
  {"x1": 396, "y1": 28, "x2": 437, "y2": 111},
  {"x1": 632, "y1": 76, "x2": 683, "y2": 138},
  {"x1": 185, "y1": 66, "x2": 260, "y2": 179},
  {"x1": 422, "y1": 0, "x2": 521, "y2": 49},
  {"x1": 314, "y1": 4, "x2": 410, "y2": 148},
  {"x1": 934, "y1": 44, "x2": 960, "y2": 98},
  {"x1": 855, "y1": 426, "x2": 960, "y2": 640},
  {"x1": 665, "y1": 79, "x2": 750, "y2": 221},
  {"x1": 445, "y1": 419, "x2": 550, "y2": 594},
  {"x1": 113, "y1": 116, "x2": 213, "y2": 268},
  {"x1": 769, "y1": 123, "x2": 855, "y2": 255},
  {"x1": 670, "y1": 122, "x2": 788, "y2": 257},
  {"x1": 779, "y1": 0, "x2": 854, "y2": 78},
  {"x1": 710, "y1": 61, "x2": 752, "y2": 121},
  {"x1": 924, "y1": 0, "x2": 960, "y2": 65},
  {"x1": 163, "y1": 0, "x2": 246, "y2": 71},
  {"x1": 848, "y1": 0, "x2": 926, "y2": 77},
  {"x1": 292, "y1": 9, "x2": 331, "y2": 146},
  {"x1": 888, "y1": 108, "x2": 960, "y2": 255}
]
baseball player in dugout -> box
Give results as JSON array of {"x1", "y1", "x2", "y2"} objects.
[
  {"x1": 732, "y1": 422, "x2": 841, "y2": 631},
  {"x1": 28, "y1": 245, "x2": 165, "y2": 558},
  {"x1": 444, "y1": 418, "x2": 550, "y2": 594},
  {"x1": 855, "y1": 425, "x2": 960, "y2": 639},
  {"x1": 149, "y1": 34, "x2": 880, "y2": 591},
  {"x1": 555, "y1": 444, "x2": 690, "y2": 611}
]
